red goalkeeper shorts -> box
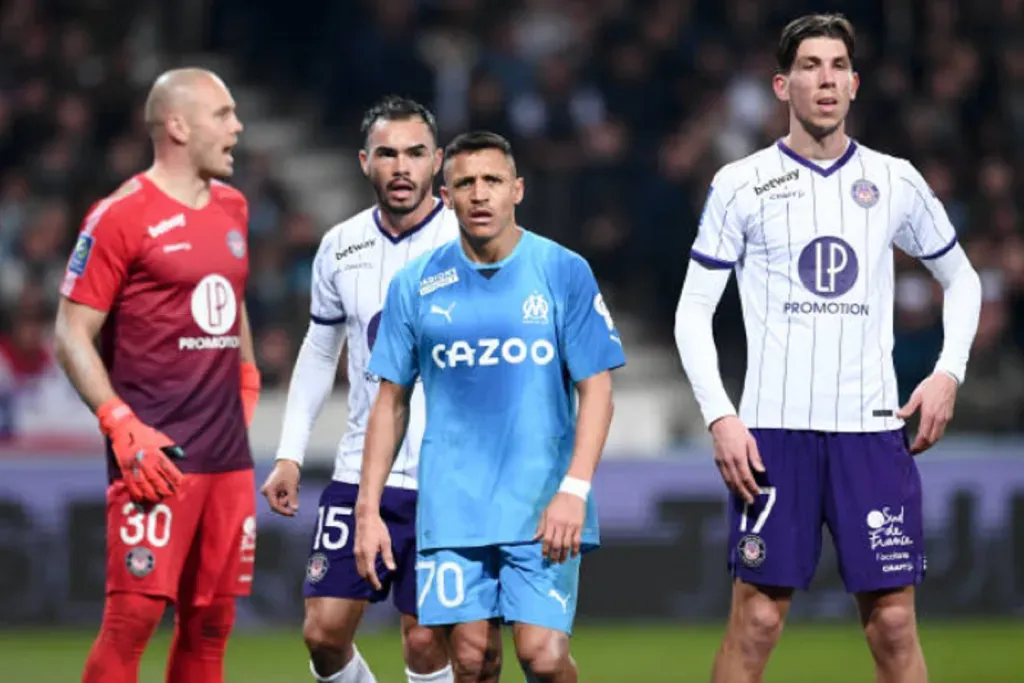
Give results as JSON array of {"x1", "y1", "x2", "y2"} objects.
[{"x1": 104, "y1": 469, "x2": 256, "y2": 606}]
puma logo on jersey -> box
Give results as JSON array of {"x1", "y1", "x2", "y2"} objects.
[
  {"x1": 547, "y1": 589, "x2": 570, "y2": 613},
  {"x1": 147, "y1": 213, "x2": 186, "y2": 239},
  {"x1": 430, "y1": 302, "x2": 455, "y2": 323}
]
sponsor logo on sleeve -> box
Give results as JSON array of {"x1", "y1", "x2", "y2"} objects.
[{"x1": 67, "y1": 234, "x2": 94, "y2": 276}]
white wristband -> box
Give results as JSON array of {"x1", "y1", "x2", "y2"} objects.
[{"x1": 558, "y1": 476, "x2": 591, "y2": 501}]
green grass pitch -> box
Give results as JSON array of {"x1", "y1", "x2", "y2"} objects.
[{"x1": 3, "y1": 620, "x2": 1021, "y2": 682}]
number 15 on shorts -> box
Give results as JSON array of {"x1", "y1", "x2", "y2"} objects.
[{"x1": 313, "y1": 505, "x2": 352, "y2": 551}]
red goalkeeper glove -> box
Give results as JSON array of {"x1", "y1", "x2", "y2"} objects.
[
  {"x1": 97, "y1": 398, "x2": 184, "y2": 504},
  {"x1": 241, "y1": 361, "x2": 261, "y2": 427}
]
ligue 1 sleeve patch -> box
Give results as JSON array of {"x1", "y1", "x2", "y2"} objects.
[{"x1": 68, "y1": 234, "x2": 95, "y2": 275}]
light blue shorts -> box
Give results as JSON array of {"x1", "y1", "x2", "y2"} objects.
[{"x1": 415, "y1": 542, "x2": 581, "y2": 634}]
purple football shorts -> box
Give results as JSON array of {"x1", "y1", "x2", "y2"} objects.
[
  {"x1": 727, "y1": 429, "x2": 925, "y2": 594},
  {"x1": 303, "y1": 481, "x2": 418, "y2": 614}
]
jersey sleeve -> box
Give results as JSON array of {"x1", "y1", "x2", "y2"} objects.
[
  {"x1": 59, "y1": 202, "x2": 134, "y2": 312},
  {"x1": 367, "y1": 270, "x2": 419, "y2": 387},
  {"x1": 239, "y1": 194, "x2": 251, "y2": 245},
  {"x1": 689, "y1": 167, "x2": 749, "y2": 269},
  {"x1": 561, "y1": 254, "x2": 627, "y2": 382},
  {"x1": 893, "y1": 161, "x2": 958, "y2": 261},
  {"x1": 240, "y1": 194, "x2": 250, "y2": 236},
  {"x1": 309, "y1": 232, "x2": 346, "y2": 325}
]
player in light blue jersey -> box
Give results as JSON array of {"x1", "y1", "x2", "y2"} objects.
[{"x1": 353, "y1": 131, "x2": 625, "y2": 683}]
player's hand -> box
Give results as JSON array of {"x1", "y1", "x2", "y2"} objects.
[
  {"x1": 354, "y1": 511, "x2": 395, "y2": 591},
  {"x1": 535, "y1": 492, "x2": 586, "y2": 563},
  {"x1": 98, "y1": 399, "x2": 184, "y2": 504},
  {"x1": 897, "y1": 371, "x2": 958, "y2": 454},
  {"x1": 260, "y1": 459, "x2": 301, "y2": 516},
  {"x1": 710, "y1": 415, "x2": 764, "y2": 504}
]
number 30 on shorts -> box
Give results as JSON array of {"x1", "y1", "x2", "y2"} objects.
[
  {"x1": 416, "y1": 560, "x2": 465, "y2": 609},
  {"x1": 120, "y1": 503, "x2": 173, "y2": 547},
  {"x1": 739, "y1": 486, "x2": 777, "y2": 534}
]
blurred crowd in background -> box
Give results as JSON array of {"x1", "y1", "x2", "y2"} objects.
[{"x1": 2, "y1": 0, "x2": 1023, "y2": 437}]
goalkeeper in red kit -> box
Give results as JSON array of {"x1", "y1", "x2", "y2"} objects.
[{"x1": 54, "y1": 68, "x2": 262, "y2": 683}]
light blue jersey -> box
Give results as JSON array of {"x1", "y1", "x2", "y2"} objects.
[
  {"x1": 369, "y1": 229, "x2": 626, "y2": 553},
  {"x1": 370, "y1": 228, "x2": 624, "y2": 633}
]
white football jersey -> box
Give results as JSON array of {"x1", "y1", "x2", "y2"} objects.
[
  {"x1": 691, "y1": 140, "x2": 958, "y2": 432},
  {"x1": 311, "y1": 200, "x2": 459, "y2": 488}
]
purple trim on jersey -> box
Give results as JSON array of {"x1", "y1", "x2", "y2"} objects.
[
  {"x1": 919, "y1": 236, "x2": 957, "y2": 261},
  {"x1": 373, "y1": 199, "x2": 445, "y2": 245},
  {"x1": 690, "y1": 249, "x2": 735, "y2": 270},
  {"x1": 310, "y1": 313, "x2": 346, "y2": 325},
  {"x1": 776, "y1": 139, "x2": 858, "y2": 178}
]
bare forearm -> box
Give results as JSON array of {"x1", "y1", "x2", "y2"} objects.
[
  {"x1": 55, "y1": 331, "x2": 117, "y2": 413},
  {"x1": 239, "y1": 304, "x2": 256, "y2": 365},
  {"x1": 356, "y1": 394, "x2": 409, "y2": 513},
  {"x1": 567, "y1": 374, "x2": 614, "y2": 483}
]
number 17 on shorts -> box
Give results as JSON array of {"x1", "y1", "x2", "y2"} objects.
[
  {"x1": 728, "y1": 482, "x2": 826, "y2": 590},
  {"x1": 733, "y1": 486, "x2": 777, "y2": 572}
]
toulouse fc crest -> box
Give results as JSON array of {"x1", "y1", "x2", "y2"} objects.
[
  {"x1": 226, "y1": 229, "x2": 246, "y2": 259},
  {"x1": 307, "y1": 552, "x2": 330, "y2": 583},
  {"x1": 738, "y1": 534, "x2": 766, "y2": 568},
  {"x1": 125, "y1": 547, "x2": 155, "y2": 578},
  {"x1": 850, "y1": 179, "x2": 880, "y2": 208}
]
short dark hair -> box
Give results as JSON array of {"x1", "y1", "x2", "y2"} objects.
[
  {"x1": 442, "y1": 131, "x2": 516, "y2": 175},
  {"x1": 360, "y1": 95, "x2": 439, "y2": 149},
  {"x1": 776, "y1": 13, "x2": 856, "y2": 72}
]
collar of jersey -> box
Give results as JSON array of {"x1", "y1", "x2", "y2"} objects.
[
  {"x1": 457, "y1": 227, "x2": 529, "y2": 271},
  {"x1": 776, "y1": 138, "x2": 858, "y2": 178},
  {"x1": 373, "y1": 198, "x2": 444, "y2": 244}
]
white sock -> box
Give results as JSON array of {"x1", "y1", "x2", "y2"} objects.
[
  {"x1": 310, "y1": 645, "x2": 378, "y2": 683},
  {"x1": 406, "y1": 663, "x2": 454, "y2": 682}
]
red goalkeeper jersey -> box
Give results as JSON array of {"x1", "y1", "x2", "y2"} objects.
[{"x1": 60, "y1": 174, "x2": 253, "y2": 480}]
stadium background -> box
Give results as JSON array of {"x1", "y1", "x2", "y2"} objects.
[{"x1": 0, "y1": 0, "x2": 1021, "y2": 680}]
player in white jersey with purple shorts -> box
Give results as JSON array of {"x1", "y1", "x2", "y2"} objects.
[
  {"x1": 261, "y1": 96, "x2": 458, "y2": 683},
  {"x1": 675, "y1": 14, "x2": 983, "y2": 683}
]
